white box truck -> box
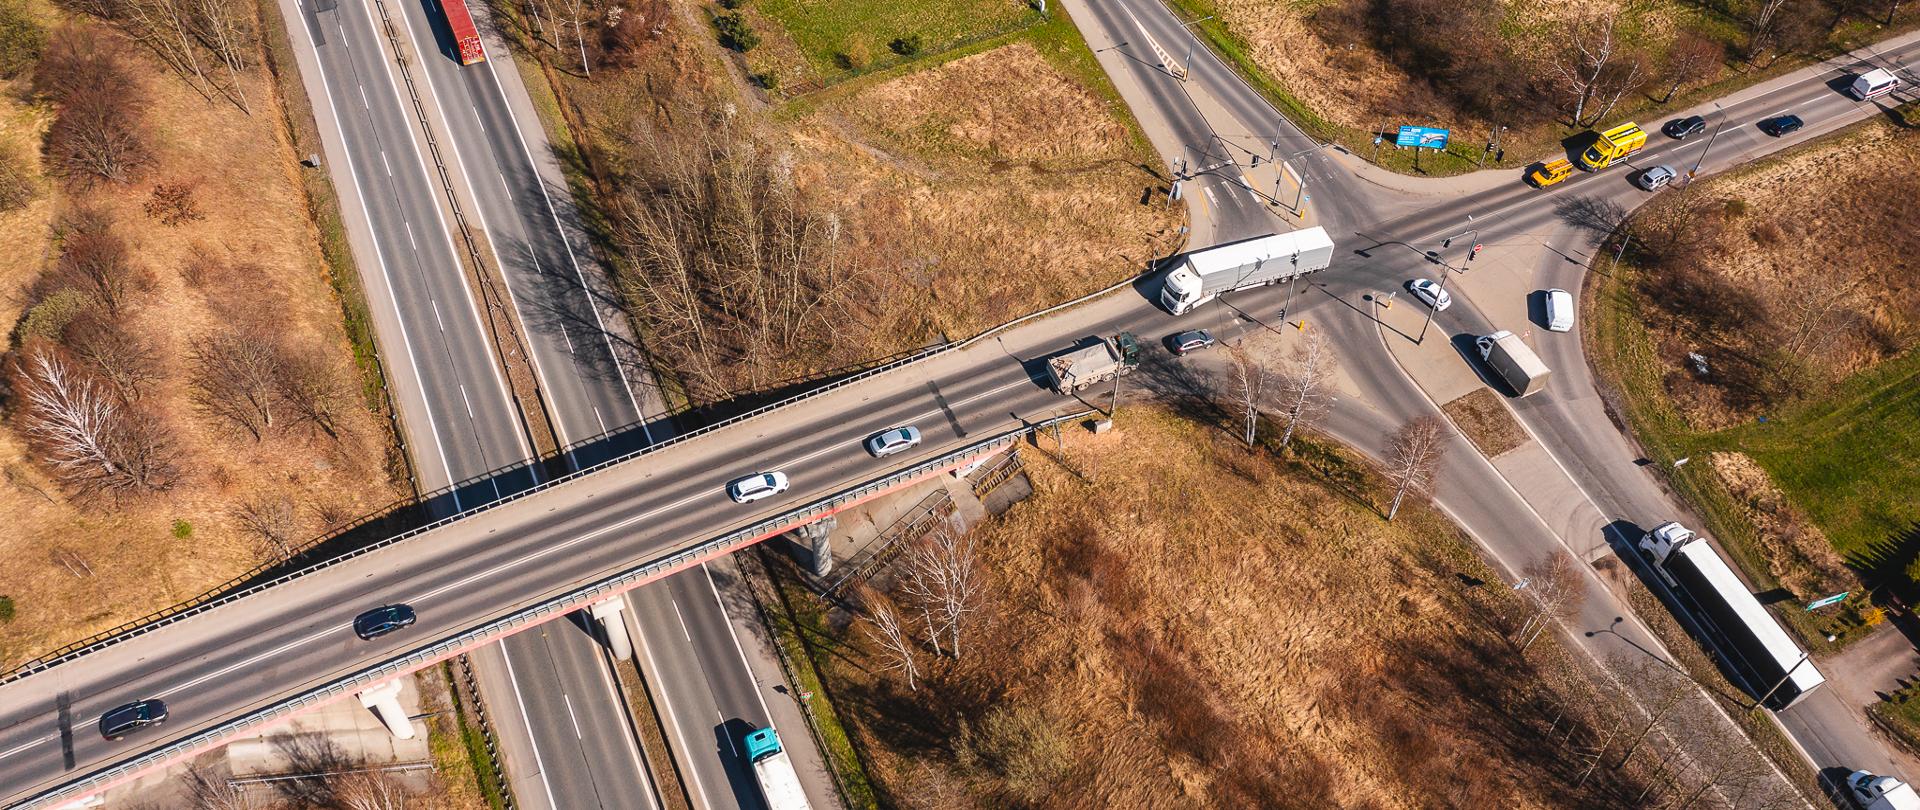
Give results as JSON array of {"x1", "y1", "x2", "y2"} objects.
[
  {"x1": 1848, "y1": 770, "x2": 1920, "y2": 810},
  {"x1": 1639, "y1": 521, "x2": 1826, "y2": 710},
  {"x1": 1850, "y1": 68, "x2": 1902, "y2": 101},
  {"x1": 1474, "y1": 330, "x2": 1551, "y2": 397},
  {"x1": 1159, "y1": 227, "x2": 1336, "y2": 315},
  {"x1": 743, "y1": 726, "x2": 811, "y2": 810}
]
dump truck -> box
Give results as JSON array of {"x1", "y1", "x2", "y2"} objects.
[
  {"x1": 1527, "y1": 157, "x2": 1573, "y2": 188},
  {"x1": 1159, "y1": 227, "x2": 1335, "y2": 315},
  {"x1": 1577, "y1": 121, "x2": 1646, "y2": 171},
  {"x1": 1474, "y1": 330, "x2": 1550, "y2": 397},
  {"x1": 743, "y1": 726, "x2": 811, "y2": 810},
  {"x1": 440, "y1": 0, "x2": 486, "y2": 65},
  {"x1": 1639, "y1": 521, "x2": 1826, "y2": 710},
  {"x1": 1848, "y1": 770, "x2": 1920, "y2": 810},
  {"x1": 1046, "y1": 332, "x2": 1140, "y2": 394}
]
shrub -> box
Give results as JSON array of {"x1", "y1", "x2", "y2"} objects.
[
  {"x1": 750, "y1": 70, "x2": 778, "y2": 90},
  {"x1": 0, "y1": 144, "x2": 35, "y2": 212},
  {"x1": 714, "y1": 12, "x2": 757, "y2": 52},
  {"x1": 833, "y1": 41, "x2": 871, "y2": 70},
  {"x1": 15, "y1": 288, "x2": 92, "y2": 344},
  {"x1": 145, "y1": 181, "x2": 204, "y2": 225},
  {"x1": 888, "y1": 34, "x2": 922, "y2": 56},
  {"x1": 171, "y1": 519, "x2": 193, "y2": 539},
  {"x1": 0, "y1": 595, "x2": 14, "y2": 623},
  {"x1": 0, "y1": 0, "x2": 43, "y2": 79},
  {"x1": 716, "y1": 0, "x2": 744, "y2": 8}
]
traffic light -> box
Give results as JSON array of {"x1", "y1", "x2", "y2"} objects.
[
  {"x1": 1442, "y1": 237, "x2": 1453, "y2": 248},
  {"x1": 1469, "y1": 243, "x2": 1483, "y2": 261}
]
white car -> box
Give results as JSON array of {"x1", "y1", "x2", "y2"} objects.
[
  {"x1": 727, "y1": 471, "x2": 789, "y2": 503},
  {"x1": 1545, "y1": 288, "x2": 1574, "y2": 332},
  {"x1": 865, "y1": 426, "x2": 922, "y2": 458},
  {"x1": 1407, "y1": 278, "x2": 1451, "y2": 311}
]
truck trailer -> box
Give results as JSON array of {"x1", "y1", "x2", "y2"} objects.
[
  {"x1": 439, "y1": 0, "x2": 486, "y2": 64},
  {"x1": 743, "y1": 726, "x2": 812, "y2": 810},
  {"x1": 1848, "y1": 770, "x2": 1920, "y2": 810},
  {"x1": 1639, "y1": 521, "x2": 1826, "y2": 710},
  {"x1": 1474, "y1": 330, "x2": 1551, "y2": 397},
  {"x1": 1577, "y1": 121, "x2": 1646, "y2": 170},
  {"x1": 1159, "y1": 228, "x2": 1335, "y2": 315},
  {"x1": 1046, "y1": 333, "x2": 1140, "y2": 394}
]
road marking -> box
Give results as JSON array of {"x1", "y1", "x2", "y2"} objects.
[
  {"x1": 499, "y1": 171, "x2": 512, "y2": 201},
  {"x1": 632, "y1": 596, "x2": 710, "y2": 806},
  {"x1": 670, "y1": 599, "x2": 691, "y2": 642},
  {"x1": 359, "y1": 84, "x2": 369, "y2": 109},
  {"x1": 162, "y1": 626, "x2": 338, "y2": 697},
  {"x1": 0, "y1": 733, "x2": 57, "y2": 762},
  {"x1": 460, "y1": 384, "x2": 476, "y2": 419},
  {"x1": 473, "y1": 106, "x2": 484, "y2": 134},
  {"x1": 380, "y1": 151, "x2": 391, "y2": 176},
  {"x1": 431, "y1": 299, "x2": 446, "y2": 332},
  {"x1": 499, "y1": 645, "x2": 563, "y2": 810},
  {"x1": 592, "y1": 405, "x2": 608, "y2": 435},
  {"x1": 701, "y1": 564, "x2": 777, "y2": 722},
  {"x1": 563, "y1": 693, "x2": 582, "y2": 739},
  {"x1": 404, "y1": 221, "x2": 417, "y2": 250}
]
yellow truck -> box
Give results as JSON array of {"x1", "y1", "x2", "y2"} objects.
[
  {"x1": 1527, "y1": 158, "x2": 1573, "y2": 188},
  {"x1": 1578, "y1": 122, "x2": 1646, "y2": 171}
]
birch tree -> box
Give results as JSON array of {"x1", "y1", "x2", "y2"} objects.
[
  {"x1": 1383, "y1": 415, "x2": 1449, "y2": 521},
  {"x1": 1226, "y1": 342, "x2": 1272, "y2": 450},
  {"x1": 1549, "y1": 9, "x2": 1648, "y2": 127},
  {"x1": 10, "y1": 346, "x2": 173, "y2": 494},
  {"x1": 1514, "y1": 551, "x2": 1586, "y2": 651},
  {"x1": 1273, "y1": 328, "x2": 1335, "y2": 453},
  {"x1": 856, "y1": 584, "x2": 921, "y2": 690},
  {"x1": 191, "y1": 326, "x2": 284, "y2": 440},
  {"x1": 899, "y1": 523, "x2": 985, "y2": 660}
]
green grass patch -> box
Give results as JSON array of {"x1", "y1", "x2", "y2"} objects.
[
  {"x1": 438, "y1": 662, "x2": 510, "y2": 809},
  {"x1": 1870, "y1": 683, "x2": 1920, "y2": 757},
  {"x1": 754, "y1": 548, "x2": 879, "y2": 809},
  {"x1": 753, "y1": 0, "x2": 1040, "y2": 84}
]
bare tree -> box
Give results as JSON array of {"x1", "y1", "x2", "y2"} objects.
[
  {"x1": 1383, "y1": 415, "x2": 1449, "y2": 521},
  {"x1": 1747, "y1": 0, "x2": 1791, "y2": 60},
  {"x1": 1225, "y1": 342, "x2": 1272, "y2": 449},
  {"x1": 334, "y1": 767, "x2": 413, "y2": 810},
  {"x1": 233, "y1": 493, "x2": 301, "y2": 561},
  {"x1": 181, "y1": 761, "x2": 261, "y2": 810},
  {"x1": 64, "y1": 311, "x2": 159, "y2": 403},
  {"x1": 52, "y1": 206, "x2": 145, "y2": 315},
  {"x1": 898, "y1": 521, "x2": 986, "y2": 660},
  {"x1": 186, "y1": 0, "x2": 254, "y2": 112},
  {"x1": 559, "y1": 0, "x2": 589, "y2": 75},
  {"x1": 191, "y1": 326, "x2": 284, "y2": 440},
  {"x1": 10, "y1": 345, "x2": 173, "y2": 494},
  {"x1": 856, "y1": 584, "x2": 921, "y2": 690},
  {"x1": 1605, "y1": 653, "x2": 1693, "y2": 772},
  {"x1": 1548, "y1": 9, "x2": 1649, "y2": 127},
  {"x1": 44, "y1": 58, "x2": 150, "y2": 183},
  {"x1": 1273, "y1": 329, "x2": 1336, "y2": 453},
  {"x1": 1660, "y1": 30, "x2": 1725, "y2": 102},
  {"x1": 1514, "y1": 551, "x2": 1586, "y2": 651},
  {"x1": 274, "y1": 349, "x2": 351, "y2": 439}
]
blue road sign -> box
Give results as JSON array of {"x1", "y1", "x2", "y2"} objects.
[{"x1": 1395, "y1": 125, "x2": 1451, "y2": 149}]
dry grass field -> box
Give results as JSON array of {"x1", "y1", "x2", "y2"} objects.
[
  {"x1": 0, "y1": 16, "x2": 403, "y2": 666},
  {"x1": 818, "y1": 408, "x2": 1658, "y2": 808}
]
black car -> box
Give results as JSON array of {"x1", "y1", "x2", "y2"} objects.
[
  {"x1": 1759, "y1": 114, "x2": 1804, "y2": 136},
  {"x1": 1169, "y1": 330, "x2": 1215, "y2": 356},
  {"x1": 99, "y1": 699, "x2": 168, "y2": 741},
  {"x1": 353, "y1": 604, "x2": 417, "y2": 640},
  {"x1": 1662, "y1": 115, "x2": 1707, "y2": 139}
]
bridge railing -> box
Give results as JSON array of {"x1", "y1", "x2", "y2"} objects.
[{"x1": 17, "y1": 410, "x2": 1091, "y2": 810}]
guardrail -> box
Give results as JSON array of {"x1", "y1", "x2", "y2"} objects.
[
  {"x1": 17, "y1": 410, "x2": 1091, "y2": 810},
  {"x1": 4, "y1": 341, "x2": 954, "y2": 685}
]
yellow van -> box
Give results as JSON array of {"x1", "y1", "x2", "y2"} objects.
[
  {"x1": 1578, "y1": 122, "x2": 1646, "y2": 171},
  {"x1": 1527, "y1": 158, "x2": 1573, "y2": 188}
]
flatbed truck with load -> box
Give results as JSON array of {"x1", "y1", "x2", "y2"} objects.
[
  {"x1": 1159, "y1": 228, "x2": 1335, "y2": 315},
  {"x1": 743, "y1": 726, "x2": 811, "y2": 810},
  {"x1": 1638, "y1": 521, "x2": 1826, "y2": 710},
  {"x1": 1046, "y1": 332, "x2": 1139, "y2": 394},
  {"x1": 1475, "y1": 330, "x2": 1551, "y2": 397}
]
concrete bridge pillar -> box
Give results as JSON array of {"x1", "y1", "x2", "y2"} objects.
[
  {"x1": 357, "y1": 680, "x2": 414, "y2": 740},
  {"x1": 591, "y1": 597, "x2": 634, "y2": 661},
  {"x1": 793, "y1": 517, "x2": 836, "y2": 578}
]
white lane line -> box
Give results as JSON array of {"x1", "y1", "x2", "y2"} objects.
[
  {"x1": 591, "y1": 405, "x2": 608, "y2": 435},
  {"x1": 380, "y1": 151, "x2": 391, "y2": 176},
  {"x1": 701, "y1": 564, "x2": 776, "y2": 721},
  {"x1": 473, "y1": 106, "x2": 485, "y2": 134},
  {"x1": 563, "y1": 693, "x2": 583, "y2": 739},
  {"x1": 460, "y1": 384, "x2": 476, "y2": 419},
  {"x1": 632, "y1": 597, "x2": 710, "y2": 807},
  {"x1": 404, "y1": 221, "x2": 417, "y2": 250},
  {"x1": 161, "y1": 626, "x2": 337, "y2": 697},
  {"x1": 431, "y1": 299, "x2": 446, "y2": 332},
  {"x1": 500, "y1": 171, "x2": 513, "y2": 201},
  {"x1": 359, "y1": 84, "x2": 369, "y2": 109},
  {"x1": 670, "y1": 600, "x2": 692, "y2": 642},
  {"x1": 580, "y1": 608, "x2": 653, "y2": 785},
  {"x1": 500, "y1": 644, "x2": 563, "y2": 810},
  {"x1": 0, "y1": 733, "x2": 58, "y2": 761}
]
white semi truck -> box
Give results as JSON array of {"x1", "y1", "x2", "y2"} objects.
[
  {"x1": 1847, "y1": 770, "x2": 1920, "y2": 810},
  {"x1": 1475, "y1": 330, "x2": 1551, "y2": 397},
  {"x1": 743, "y1": 726, "x2": 811, "y2": 810},
  {"x1": 1639, "y1": 521, "x2": 1826, "y2": 710},
  {"x1": 1158, "y1": 227, "x2": 1336, "y2": 315}
]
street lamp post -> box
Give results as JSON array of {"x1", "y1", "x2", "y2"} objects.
[
  {"x1": 1416, "y1": 271, "x2": 1451, "y2": 345},
  {"x1": 1176, "y1": 16, "x2": 1213, "y2": 81}
]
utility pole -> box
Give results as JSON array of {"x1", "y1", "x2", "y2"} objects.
[
  {"x1": 1416, "y1": 271, "x2": 1452, "y2": 344},
  {"x1": 1176, "y1": 16, "x2": 1213, "y2": 80},
  {"x1": 1478, "y1": 125, "x2": 1506, "y2": 168}
]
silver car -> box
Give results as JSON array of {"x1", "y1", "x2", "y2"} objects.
[
  {"x1": 1635, "y1": 165, "x2": 1676, "y2": 191},
  {"x1": 864, "y1": 426, "x2": 922, "y2": 458},
  {"x1": 727, "y1": 471, "x2": 789, "y2": 503}
]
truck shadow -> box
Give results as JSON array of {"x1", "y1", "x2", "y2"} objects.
[
  {"x1": 715, "y1": 718, "x2": 772, "y2": 810},
  {"x1": 410, "y1": 0, "x2": 466, "y2": 66},
  {"x1": 1599, "y1": 518, "x2": 1769, "y2": 708}
]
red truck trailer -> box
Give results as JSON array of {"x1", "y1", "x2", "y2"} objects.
[{"x1": 441, "y1": 0, "x2": 485, "y2": 65}]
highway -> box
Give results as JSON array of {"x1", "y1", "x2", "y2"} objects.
[{"x1": 4, "y1": 2, "x2": 1920, "y2": 805}]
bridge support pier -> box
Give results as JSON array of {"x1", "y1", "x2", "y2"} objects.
[
  {"x1": 591, "y1": 597, "x2": 634, "y2": 661},
  {"x1": 793, "y1": 517, "x2": 836, "y2": 578},
  {"x1": 357, "y1": 680, "x2": 414, "y2": 740}
]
